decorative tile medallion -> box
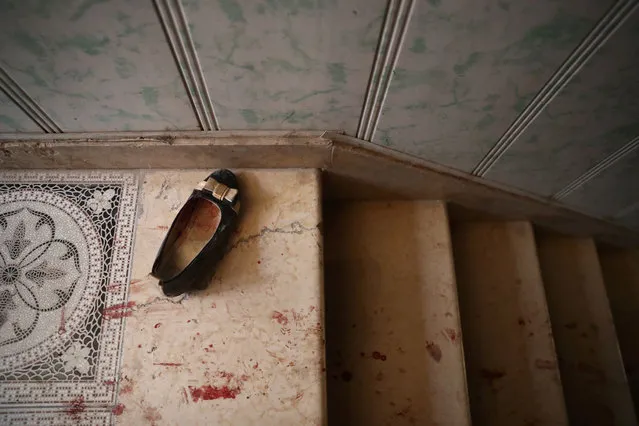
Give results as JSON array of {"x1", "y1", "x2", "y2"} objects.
[{"x1": 0, "y1": 171, "x2": 138, "y2": 425}]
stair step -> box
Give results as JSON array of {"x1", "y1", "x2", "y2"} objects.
[
  {"x1": 451, "y1": 221, "x2": 568, "y2": 426},
  {"x1": 537, "y1": 236, "x2": 637, "y2": 426},
  {"x1": 324, "y1": 201, "x2": 470, "y2": 425},
  {"x1": 599, "y1": 248, "x2": 639, "y2": 409}
]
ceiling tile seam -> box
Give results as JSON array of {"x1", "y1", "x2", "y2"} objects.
[
  {"x1": 471, "y1": 0, "x2": 638, "y2": 177},
  {"x1": 366, "y1": 0, "x2": 415, "y2": 142},
  {"x1": 356, "y1": 0, "x2": 414, "y2": 141},
  {"x1": 153, "y1": 0, "x2": 207, "y2": 129},
  {"x1": 355, "y1": 0, "x2": 398, "y2": 140},
  {"x1": 553, "y1": 135, "x2": 639, "y2": 200},
  {"x1": 174, "y1": 0, "x2": 219, "y2": 131},
  {"x1": 0, "y1": 67, "x2": 62, "y2": 133},
  {"x1": 153, "y1": 0, "x2": 218, "y2": 131}
]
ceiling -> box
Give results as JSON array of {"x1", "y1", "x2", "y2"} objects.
[{"x1": 1, "y1": 0, "x2": 638, "y2": 230}]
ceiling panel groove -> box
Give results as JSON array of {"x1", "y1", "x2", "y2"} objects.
[
  {"x1": 153, "y1": 0, "x2": 219, "y2": 130},
  {"x1": 357, "y1": 0, "x2": 414, "y2": 141},
  {"x1": 553, "y1": 135, "x2": 639, "y2": 200},
  {"x1": 471, "y1": 0, "x2": 638, "y2": 177},
  {"x1": 0, "y1": 67, "x2": 62, "y2": 133}
]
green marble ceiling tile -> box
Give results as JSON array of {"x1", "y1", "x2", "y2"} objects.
[
  {"x1": 562, "y1": 148, "x2": 639, "y2": 220},
  {"x1": 0, "y1": 0, "x2": 198, "y2": 131},
  {"x1": 0, "y1": 91, "x2": 42, "y2": 132},
  {"x1": 182, "y1": 0, "x2": 386, "y2": 132},
  {"x1": 486, "y1": 12, "x2": 639, "y2": 197},
  {"x1": 375, "y1": 0, "x2": 611, "y2": 171}
]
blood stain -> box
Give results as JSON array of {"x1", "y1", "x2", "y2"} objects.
[
  {"x1": 535, "y1": 359, "x2": 556, "y2": 370},
  {"x1": 444, "y1": 328, "x2": 460, "y2": 343},
  {"x1": 372, "y1": 351, "x2": 387, "y2": 361},
  {"x1": 188, "y1": 385, "x2": 240, "y2": 401},
  {"x1": 154, "y1": 323, "x2": 161, "y2": 328},
  {"x1": 271, "y1": 311, "x2": 289, "y2": 326},
  {"x1": 65, "y1": 396, "x2": 85, "y2": 417},
  {"x1": 112, "y1": 403, "x2": 125, "y2": 416},
  {"x1": 426, "y1": 341, "x2": 442, "y2": 363},
  {"x1": 257, "y1": 260, "x2": 261, "y2": 264},
  {"x1": 102, "y1": 301, "x2": 136, "y2": 320},
  {"x1": 104, "y1": 380, "x2": 116, "y2": 386},
  {"x1": 153, "y1": 362, "x2": 183, "y2": 367},
  {"x1": 253, "y1": 362, "x2": 259, "y2": 369}
]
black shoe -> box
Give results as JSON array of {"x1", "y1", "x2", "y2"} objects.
[{"x1": 151, "y1": 169, "x2": 240, "y2": 296}]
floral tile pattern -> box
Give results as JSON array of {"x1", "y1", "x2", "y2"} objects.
[{"x1": 0, "y1": 171, "x2": 138, "y2": 425}]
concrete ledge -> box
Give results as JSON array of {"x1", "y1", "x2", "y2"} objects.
[
  {"x1": 0, "y1": 131, "x2": 332, "y2": 169},
  {"x1": 0, "y1": 129, "x2": 637, "y2": 247}
]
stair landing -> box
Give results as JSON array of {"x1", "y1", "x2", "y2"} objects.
[{"x1": 115, "y1": 170, "x2": 325, "y2": 425}]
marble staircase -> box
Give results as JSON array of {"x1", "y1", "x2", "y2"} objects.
[
  {"x1": 113, "y1": 170, "x2": 639, "y2": 425},
  {"x1": 324, "y1": 200, "x2": 639, "y2": 426}
]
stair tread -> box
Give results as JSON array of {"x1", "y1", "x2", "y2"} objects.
[
  {"x1": 325, "y1": 201, "x2": 470, "y2": 426},
  {"x1": 452, "y1": 221, "x2": 568, "y2": 426}
]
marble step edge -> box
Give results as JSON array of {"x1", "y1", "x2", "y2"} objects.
[{"x1": 0, "y1": 129, "x2": 637, "y2": 247}]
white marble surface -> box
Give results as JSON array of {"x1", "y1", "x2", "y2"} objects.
[{"x1": 114, "y1": 169, "x2": 324, "y2": 425}]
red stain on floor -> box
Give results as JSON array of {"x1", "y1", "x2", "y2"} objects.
[
  {"x1": 104, "y1": 380, "x2": 116, "y2": 386},
  {"x1": 130, "y1": 279, "x2": 142, "y2": 285},
  {"x1": 156, "y1": 225, "x2": 169, "y2": 230},
  {"x1": 271, "y1": 311, "x2": 289, "y2": 326},
  {"x1": 65, "y1": 396, "x2": 85, "y2": 417},
  {"x1": 188, "y1": 385, "x2": 241, "y2": 401},
  {"x1": 119, "y1": 379, "x2": 134, "y2": 395},
  {"x1": 153, "y1": 362, "x2": 183, "y2": 367},
  {"x1": 426, "y1": 341, "x2": 442, "y2": 363},
  {"x1": 154, "y1": 323, "x2": 161, "y2": 328},
  {"x1": 112, "y1": 403, "x2": 125, "y2": 416},
  {"x1": 102, "y1": 302, "x2": 135, "y2": 320}
]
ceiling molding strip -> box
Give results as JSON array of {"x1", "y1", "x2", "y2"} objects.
[
  {"x1": 472, "y1": 0, "x2": 639, "y2": 177},
  {"x1": 0, "y1": 67, "x2": 62, "y2": 133},
  {"x1": 153, "y1": 0, "x2": 219, "y2": 131},
  {"x1": 553, "y1": 135, "x2": 639, "y2": 200},
  {"x1": 356, "y1": 0, "x2": 414, "y2": 141}
]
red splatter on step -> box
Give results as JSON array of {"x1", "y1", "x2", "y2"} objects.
[
  {"x1": 102, "y1": 302, "x2": 135, "y2": 320},
  {"x1": 188, "y1": 385, "x2": 241, "y2": 401},
  {"x1": 154, "y1": 323, "x2": 161, "y2": 328},
  {"x1": 112, "y1": 403, "x2": 125, "y2": 416},
  {"x1": 65, "y1": 396, "x2": 85, "y2": 417},
  {"x1": 211, "y1": 302, "x2": 217, "y2": 308},
  {"x1": 104, "y1": 380, "x2": 116, "y2": 386},
  {"x1": 153, "y1": 362, "x2": 183, "y2": 367},
  {"x1": 372, "y1": 351, "x2": 387, "y2": 361},
  {"x1": 271, "y1": 311, "x2": 289, "y2": 326},
  {"x1": 156, "y1": 225, "x2": 169, "y2": 230},
  {"x1": 535, "y1": 359, "x2": 556, "y2": 370},
  {"x1": 426, "y1": 341, "x2": 442, "y2": 363},
  {"x1": 253, "y1": 362, "x2": 259, "y2": 369},
  {"x1": 444, "y1": 328, "x2": 460, "y2": 343}
]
